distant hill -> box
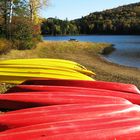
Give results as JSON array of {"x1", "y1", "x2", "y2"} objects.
[{"x1": 41, "y1": 2, "x2": 140, "y2": 35}]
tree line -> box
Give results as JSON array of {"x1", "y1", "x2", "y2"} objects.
[
  {"x1": 41, "y1": 2, "x2": 140, "y2": 35},
  {"x1": 0, "y1": 0, "x2": 48, "y2": 52}
]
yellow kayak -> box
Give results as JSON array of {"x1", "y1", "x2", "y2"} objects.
[
  {"x1": 0, "y1": 66, "x2": 92, "y2": 74},
  {"x1": 0, "y1": 58, "x2": 95, "y2": 84},
  {"x1": 0, "y1": 65, "x2": 94, "y2": 76},
  {"x1": 0, "y1": 59, "x2": 95, "y2": 76},
  {"x1": 0, "y1": 58, "x2": 85, "y2": 67},
  {"x1": 0, "y1": 70, "x2": 94, "y2": 84}
]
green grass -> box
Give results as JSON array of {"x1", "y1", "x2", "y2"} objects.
[{"x1": 0, "y1": 41, "x2": 140, "y2": 93}]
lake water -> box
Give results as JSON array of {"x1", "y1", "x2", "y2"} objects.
[{"x1": 43, "y1": 35, "x2": 140, "y2": 68}]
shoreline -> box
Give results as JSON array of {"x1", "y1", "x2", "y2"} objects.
[
  {"x1": 0, "y1": 41, "x2": 140, "y2": 93},
  {"x1": 102, "y1": 45, "x2": 140, "y2": 70},
  {"x1": 100, "y1": 46, "x2": 140, "y2": 71},
  {"x1": 44, "y1": 35, "x2": 140, "y2": 69},
  {"x1": 43, "y1": 34, "x2": 140, "y2": 37},
  {"x1": 92, "y1": 52, "x2": 140, "y2": 89},
  {"x1": 102, "y1": 55, "x2": 140, "y2": 71}
]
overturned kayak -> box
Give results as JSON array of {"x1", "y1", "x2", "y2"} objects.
[
  {"x1": 0, "y1": 66, "x2": 95, "y2": 75},
  {"x1": 34, "y1": 124, "x2": 140, "y2": 140},
  {"x1": 0, "y1": 58, "x2": 95, "y2": 84},
  {"x1": 0, "y1": 70, "x2": 94, "y2": 84},
  {"x1": 1, "y1": 117, "x2": 140, "y2": 140},
  {"x1": 5, "y1": 103, "x2": 132, "y2": 115},
  {"x1": 0, "y1": 93, "x2": 131, "y2": 110},
  {"x1": 0, "y1": 58, "x2": 95, "y2": 76},
  {"x1": 6, "y1": 87, "x2": 140, "y2": 105},
  {"x1": 21, "y1": 79, "x2": 140, "y2": 94},
  {"x1": 0, "y1": 58, "x2": 84, "y2": 66},
  {"x1": 0, "y1": 65, "x2": 95, "y2": 77},
  {"x1": 0, "y1": 104, "x2": 138, "y2": 131}
]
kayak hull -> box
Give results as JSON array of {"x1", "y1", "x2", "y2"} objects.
[
  {"x1": 1, "y1": 117, "x2": 140, "y2": 140},
  {"x1": 21, "y1": 79, "x2": 140, "y2": 94},
  {"x1": 0, "y1": 104, "x2": 138, "y2": 131},
  {"x1": 0, "y1": 93, "x2": 131, "y2": 110},
  {"x1": 6, "y1": 85, "x2": 140, "y2": 105}
]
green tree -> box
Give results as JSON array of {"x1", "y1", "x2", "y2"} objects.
[{"x1": 11, "y1": 17, "x2": 35, "y2": 50}]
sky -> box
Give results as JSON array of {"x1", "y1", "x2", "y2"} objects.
[{"x1": 40, "y1": 0, "x2": 140, "y2": 20}]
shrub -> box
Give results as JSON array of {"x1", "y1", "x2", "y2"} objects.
[
  {"x1": 11, "y1": 17, "x2": 41, "y2": 50},
  {"x1": 101, "y1": 45, "x2": 116, "y2": 55},
  {"x1": 0, "y1": 38, "x2": 11, "y2": 54}
]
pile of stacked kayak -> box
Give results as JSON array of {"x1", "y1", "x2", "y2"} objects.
[
  {"x1": 0, "y1": 59, "x2": 140, "y2": 140},
  {"x1": 0, "y1": 58, "x2": 95, "y2": 84}
]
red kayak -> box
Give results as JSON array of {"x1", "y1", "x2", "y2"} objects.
[
  {"x1": 1, "y1": 117, "x2": 140, "y2": 140},
  {"x1": 0, "y1": 93, "x2": 131, "y2": 110},
  {"x1": 21, "y1": 79, "x2": 140, "y2": 94},
  {"x1": 5, "y1": 103, "x2": 132, "y2": 115},
  {"x1": 6, "y1": 86, "x2": 140, "y2": 105},
  {"x1": 34, "y1": 125, "x2": 140, "y2": 140},
  {"x1": 0, "y1": 116, "x2": 131, "y2": 134},
  {"x1": 0, "y1": 104, "x2": 139, "y2": 131}
]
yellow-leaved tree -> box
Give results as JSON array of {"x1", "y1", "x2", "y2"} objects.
[{"x1": 28, "y1": 0, "x2": 49, "y2": 24}]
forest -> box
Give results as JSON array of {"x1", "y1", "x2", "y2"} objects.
[
  {"x1": 0, "y1": 1, "x2": 140, "y2": 54},
  {"x1": 41, "y1": 2, "x2": 140, "y2": 35},
  {"x1": 0, "y1": 0, "x2": 48, "y2": 53}
]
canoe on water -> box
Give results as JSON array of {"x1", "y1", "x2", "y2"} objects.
[
  {"x1": 6, "y1": 88, "x2": 140, "y2": 105},
  {"x1": 0, "y1": 93, "x2": 131, "y2": 110},
  {"x1": 0, "y1": 104, "x2": 138, "y2": 131},
  {"x1": 0, "y1": 58, "x2": 95, "y2": 76},
  {"x1": 21, "y1": 79, "x2": 140, "y2": 94}
]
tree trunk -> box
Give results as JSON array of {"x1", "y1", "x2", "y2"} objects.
[
  {"x1": 8, "y1": 0, "x2": 14, "y2": 40},
  {"x1": 9, "y1": 0, "x2": 14, "y2": 23},
  {"x1": 3, "y1": 0, "x2": 8, "y2": 38}
]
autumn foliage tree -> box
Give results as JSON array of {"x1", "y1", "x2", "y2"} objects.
[
  {"x1": 28, "y1": 0, "x2": 48, "y2": 24},
  {"x1": 0, "y1": 0, "x2": 48, "y2": 51}
]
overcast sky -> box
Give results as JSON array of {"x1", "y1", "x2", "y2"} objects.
[{"x1": 40, "y1": 0, "x2": 140, "y2": 20}]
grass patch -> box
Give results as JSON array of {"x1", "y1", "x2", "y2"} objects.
[
  {"x1": 36, "y1": 41, "x2": 110, "y2": 59},
  {"x1": 0, "y1": 41, "x2": 140, "y2": 93},
  {"x1": 0, "y1": 84, "x2": 15, "y2": 93},
  {"x1": 0, "y1": 39, "x2": 12, "y2": 55}
]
